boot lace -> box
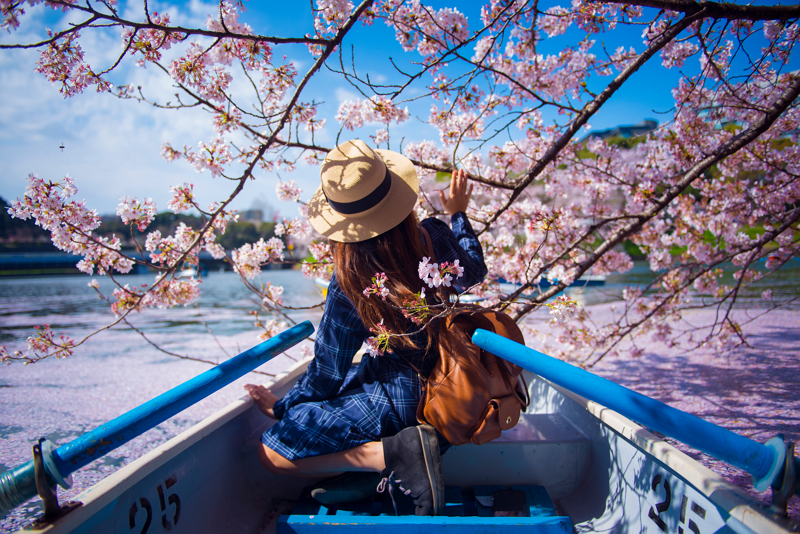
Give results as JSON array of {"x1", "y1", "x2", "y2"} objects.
[{"x1": 376, "y1": 471, "x2": 411, "y2": 515}]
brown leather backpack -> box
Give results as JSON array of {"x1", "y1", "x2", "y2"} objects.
[
  {"x1": 410, "y1": 225, "x2": 528, "y2": 445},
  {"x1": 416, "y1": 307, "x2": 529, "y2": 445}
]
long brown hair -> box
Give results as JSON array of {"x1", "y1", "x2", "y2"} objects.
[{"x1": 332, "y1": 212, "x2": 436, "y2": 351}]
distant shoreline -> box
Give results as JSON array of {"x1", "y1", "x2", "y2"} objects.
[{"x1": 0, "y1": 249, "x2": 297, "y2": 277}]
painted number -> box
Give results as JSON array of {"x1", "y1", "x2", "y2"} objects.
[
  {"x1": 129, "y1": 475, "x2": 181, "y2": 534},
  {"x1": 648, "y1": 474, "x2": 707, "y2": 534},
  {"x1": 129, "y1": 498, "x2": 151, "y2": 534},
  {"x1": 679, "y1": 495, "x2": 706, "y2": 534},
  {"x1": 648, "y1": 474, "x2": 671, "y2": 531}
]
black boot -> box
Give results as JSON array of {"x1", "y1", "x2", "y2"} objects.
[{"x1": 379, "y1": 424, "x2": 444, "y2": 516}]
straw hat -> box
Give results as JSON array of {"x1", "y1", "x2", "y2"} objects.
[{"x1": 308, "y1": 140, "x2": 419, "y2": 243}]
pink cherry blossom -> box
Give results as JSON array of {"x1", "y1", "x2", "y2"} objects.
[
  {"x1": 275, "y1": 217, "x2": 312, "y2": 240},
  {"x1": 167, "y1": 183, "x2": 197, "y2": 213},
  {"x1": 336, "y1": 96, "x2": 409, "y2": 131},
  {"x1": 116, "y1": 196, "x2": 157, "y2": 231},
  {"x1": 186, "y1": 138, "x2": 232, "y2": 177},
  {"x1": 35, "y1": 30, "x2": 110, "y2": 97},
  {"x1": 231, "y1": 237, "x2": 285, "y2": 279},
  {"x1": 262, "y1": 282, "x2": 285, "y2": 306},
  {"x1": 276, "y1": 180, "x2": 302, "y2": 202},
  {"x1": 121, "y1": 11, "x2": 184, "y2": 65}
]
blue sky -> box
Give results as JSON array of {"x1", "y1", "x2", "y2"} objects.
[{"x1": 0, "y1": 1, "x2": 788, "y2": 219}]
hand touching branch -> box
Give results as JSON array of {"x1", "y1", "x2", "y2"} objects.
[{"x1": 438, "y1": 169, "x2": 473, "y2": 216}]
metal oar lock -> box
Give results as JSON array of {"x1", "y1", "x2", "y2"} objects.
[
  {"x1": 770, "y1": 439, "x2": 798, "y2": 515},
  {"x1": 30, "y1": 438, "x2": 81, "y2": 527},
  {"x1": 471, "y1": 328, "x2": 800, "y2": 516},
  {"x1": 0, "y1": 321, "x2": 315, "y2": 527}
]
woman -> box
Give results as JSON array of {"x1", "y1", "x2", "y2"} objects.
[{"x1": 245, "y1": 140, "x2": 487, "y2": 516}]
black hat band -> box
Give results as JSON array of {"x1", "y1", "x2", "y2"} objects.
[{"x1": 325, "y1": 166, "x2": 392, "y2": 215}]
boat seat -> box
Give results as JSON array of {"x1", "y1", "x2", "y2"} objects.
[
  {"x1": 277, "y1": 484, "x2": 572, "y2": 533},
  {"x1": 441, "y1": 413, "x2": 591, "y2": 500}
]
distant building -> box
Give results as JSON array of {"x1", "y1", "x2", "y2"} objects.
[
  {"x1": 240, "y1": 209, "x2": 264, "y2": 224},
  {"x1": 581, "y1": 119, "x2": 658, "y2": 142}
]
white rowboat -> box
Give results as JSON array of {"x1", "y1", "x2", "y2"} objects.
[{"x1": 2, "y1": 323, "x2": 798, "y2": 533}]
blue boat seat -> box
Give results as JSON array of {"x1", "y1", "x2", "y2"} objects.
[
  {"x1": 277, "y1": 484, "x2": 572, "y2": 533},
  {"x1": 441, "y1": 413, "x2": 591, "y2": 500}
]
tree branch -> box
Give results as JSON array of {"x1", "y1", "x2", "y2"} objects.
[{"x1": 602, "y1": 0, "x2": 800, "y2": 21}]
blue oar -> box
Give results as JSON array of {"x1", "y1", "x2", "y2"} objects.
[
  {"x1": 0, "y1": 321, "x2": 314, "y2": 517},
  {"x1": 472, "y1": 329, "x2": 798, "y2": 498}
]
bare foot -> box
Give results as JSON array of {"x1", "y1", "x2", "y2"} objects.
[{"x1": 245, "y1": 384, "x2": 279, "y2": 419}]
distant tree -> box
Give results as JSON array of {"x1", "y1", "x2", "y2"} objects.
[
  {"x1": 0, "y1": 196, "x2": 50, "y2": 245},
  {"x1": 216, "y1": 221, "x2": 277, "y2": 250}
]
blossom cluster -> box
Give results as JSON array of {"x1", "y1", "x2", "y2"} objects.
[
  {"x1": 275, "y1": 218, "x2": 312, "y2": 240},
  {"x1": 363, "y1": 272, "x2": 390, "y2": 300},
  {"x1": 0, "y1": 324, "x2": 76, "y2": 365},
  {"x1": 313, "y1": 0, "x2": 355, "y2": 38},
  {"x1": 261, "y1": 282, "x2": 285, "y2": 306},
  {"x1": 206, "y1": 202, "x2": 240, "y2": 237},
  {"x1": 418, "y1": 257, "x2": 464, "y2": 288},
  {"x1": 376, "y1": 1, "x2": 469, "y2": 56},
  {"x1": 117, "y1": 196, "x2": 157, "y2": 232},
  {"x1": 231, "y1": 238, "x2": 286, "y2": 279},
  {"x1": 146, "y1": 223, "x2": 199, "y2": 267},
  {"x1": 400, "y1": 289, "x2": 429, "y2": 326},
  {"x1": 546, "y1": 295, "x2": 579, "y2": 323},
  {"x1": 167, "y1": 183, "x2": 196, "y2": 213},
  {"x1": 302, "y1": 241, "x2": 333, "y2": 281},
  {"x1": 251, "y1": 310, "x2": 288, "y2": 341},
  {"x1": 8, "y1": 174, "x2": 133, "y2": 275},
  {"x1": 276, "y1": 180, "x2": 302, "y2": 202},
  {"x1": 110, "y1": 277, "x2": 201, "y2": 316},
  {"x1": 35, "y1": 30, "x2": 111, "y2": 97},
  {"x1": 185, "y1": 138, "x2": 233, "y2": 178},
  {"x1": 365, "y1": 320, "x2": 392, "y2": 357},
  {"x1": 121, "y1": 11, "x2": 184, "y2": 65},
  {"x1": 336, "y1": 96, "x2": 410, "y2": 132}
]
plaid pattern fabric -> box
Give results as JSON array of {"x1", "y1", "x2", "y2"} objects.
[{"x1": 263, "y1": 213, "x2": 486, "y2": 460}]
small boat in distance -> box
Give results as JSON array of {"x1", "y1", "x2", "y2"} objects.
[
  {"x1": 176, "y1": 263, "x2": 209, "y2": 279},
  {"x1": 1, "y1": 322, "x2": 797, "y2": 533}
]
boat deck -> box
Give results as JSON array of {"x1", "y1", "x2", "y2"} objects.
[{"x1": 278, "y1": 484, "x2": 572, "y2": 533}]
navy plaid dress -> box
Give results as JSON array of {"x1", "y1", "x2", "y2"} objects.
[{"x1": 262, "y1": 213, "x2": 487, "y2": 460}]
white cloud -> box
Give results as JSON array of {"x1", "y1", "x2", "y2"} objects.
[
  {"x1": 368, "y1": 72, "x2": 388, "y2": 83},
  {"x1": 334, "y1": 87, "x2": 360, "y2": 104},
  {"x1": 0, "y1": 2, "x2": 418, "y2": 221},
  {"x1": 0, "y1": 4, "x2": 302, "y2": 217}
]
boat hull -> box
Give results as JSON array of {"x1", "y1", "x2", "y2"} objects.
[{"x1": 19, "y1": 361, "x2": 797, "y2": 533}]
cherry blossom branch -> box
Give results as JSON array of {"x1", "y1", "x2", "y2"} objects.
[
  {"x1": 0, "y1": 2, "x2": 330, "y2": 50},
  {"x1": 513, "y1": 72, "x2": 800, "y2": 320},
  {"x1": 480, "y1": 10, "x2": 705, "y2": 231},
  {"x1": 601, "y1": 0, "x2": 800, "y2": 21}
]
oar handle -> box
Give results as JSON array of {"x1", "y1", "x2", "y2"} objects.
[
  {"x1": 0, "y1": 321, "x2": 314, "y2": 517},
  {"x1": 471, "y1": 329, "x2": 790, "y2": 493}
]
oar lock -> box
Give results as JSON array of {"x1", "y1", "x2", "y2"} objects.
[
  {"x1": 764, "y1": 436, "x2": 799, "y2": 517},
  {"x1": 29, "y1": 437, "x2": 82, "y2": 528}
]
